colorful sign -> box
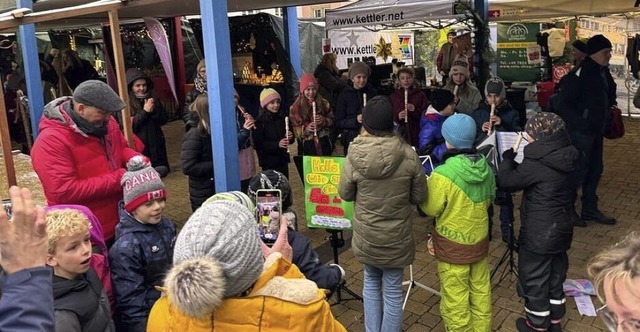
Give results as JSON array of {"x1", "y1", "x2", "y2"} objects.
[
  {"x1": 497, "y1": 23, "x2": 540, "y2": 82},
  {"x1": 303, "y1": 156, "x2": 353, "y2": 230}
]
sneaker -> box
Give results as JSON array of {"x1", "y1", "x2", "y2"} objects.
[
  {"x1": 571, "y1": 210, "x2": 587, "y2": 227},
  {"x1": 581, "y1": 210, "x2": 616, "y2": 225}
]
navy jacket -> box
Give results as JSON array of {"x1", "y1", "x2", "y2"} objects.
[
  {"x1": 0, "y1": 267, "x2": 54, "y2": 331},
  {"x1": 334, "y1": 82, "x2": 377, "y2": 154},
  {"x1": 289, "y1": 230, "x2": 342, "y2": 291},
  {"x1": 471, "y1": 100, "x2": 522, "y2": 147}
]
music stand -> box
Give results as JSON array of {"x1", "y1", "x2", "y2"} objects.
[
  {"x1": 326, "y1": 229, "x2": 363, "y2": 305},
  {"x1": 402, "y1": 264, "x2": 440, "y2": 310},
  {"x1": 490, "y1": 219, "x2": 518, "y2": 284}
]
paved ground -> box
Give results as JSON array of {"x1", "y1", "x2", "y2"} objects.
[{"x1": 160, "y1": 117, "x2": 640, "y2": 331}]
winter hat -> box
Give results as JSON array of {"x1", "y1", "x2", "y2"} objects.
[
  {"x1": 259, "y1": 88, "x2": 281, "y2": 108},
  {"x1": 525, "y1": 112, "x2": 566, "y2": 140},
  {"x1": 362, "y1": 95, "x2": 394, "y2": 136},
  {"x1": 586, "y1": 35, "x2": 612, "y2": 55},
  {"x1": 247, "y1": 170, "x2": 292, "y2": 211},
  {"x1": 73, "y1": 80, "x2": 126, "y2": 112},
  {"x1": 203, "y1": 191, "x2": 255, "y2": 212},
  {"x1": 299, "y1": 73, "x2": 317, "y2": 94},
  {"x1": 572, "y1": 39, "x2": 588, "y2": 54},
  {"x1": 484, "y1": 76, "x2": 506, "y2": 100},
  {"x1": 429, "y1": 89, "x2": 455, "y2": 112},
  {"x1": 165, "y1": 200, "x2": 263, "y2": 318},
  {"x1": 348, "y1": 61, "x2": 371, "y2": 80},
  {"x1": 441, "y1": 113, "x2": 476, "y2": 149},
  {"x1": 449, "y1": 56, "x2": 470, "y2": 78},
  {"x1": 121, "y1": 156, "x2": 167, "y2": 213}
]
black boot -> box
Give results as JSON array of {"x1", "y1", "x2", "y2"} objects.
[
  {"x1": 516, "y1": 318, "x2": 547, "y2": 332},
  {"x1": 571, "y1": 210, "x2": 586, "y2": 227},
  {"x1": 581, "y1": 209, "x2": 616, "y2": 225}
]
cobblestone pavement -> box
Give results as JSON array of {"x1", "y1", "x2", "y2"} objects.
[{"x1": 161, "y1": 117, "x2": 639, "y2": 331}]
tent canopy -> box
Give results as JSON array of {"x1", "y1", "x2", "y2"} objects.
[
  {"x1": 488, "y1": 0, "x2": 640, "y2": 21},
  {"x1": 325, "y1": 0, "x2": 469, "y2": 30}
]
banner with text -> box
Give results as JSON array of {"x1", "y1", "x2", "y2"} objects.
[
  {"x1": 497, "y1": 23, "x2": 540, "y2": 82},
  {"x1": 328, "y1": 28, "x2": 414, "y2": 70},
  {"x1": 303, "y1": 156, "x2": 354, "y2": 230}
]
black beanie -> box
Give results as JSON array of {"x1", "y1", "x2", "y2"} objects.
[
  {"x1": 586, "y1": 35, "x2": 612, "y2": 55},
  {"x1": 572, "y1": 39, "x2": 587, "y2": 53},
  {"x1": 363, "y1": 96, "x2": 394, "y2": 136},
  {"x1": 429, "y1": 89, "x2": 454, "y2": 112}
]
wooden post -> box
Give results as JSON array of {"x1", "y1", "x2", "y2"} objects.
[
  {"x1": 108, "y1": 9, "x2": 134, "y2": 148},
  {"x1": 0, "y1": 83, "x2": 17, "y2": 188}
]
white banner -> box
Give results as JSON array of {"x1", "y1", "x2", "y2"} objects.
[{"x1": 328, "y1": 29, "x2": 414, "y2": 70}]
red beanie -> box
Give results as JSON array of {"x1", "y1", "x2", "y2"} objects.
[{"x1": 299, "y1": 73, "x2": 317, "y2": 94}]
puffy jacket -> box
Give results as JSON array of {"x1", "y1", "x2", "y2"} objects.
[
  {"x1": 147, "y1": 253, "x2": 346, "y2": 332},
  {"x1": 252, "y1": 109, "x2": 293, "y2": 170},
  {"x1": 289, "y1": 230, "x2": 342, "y2": 291},
  {"x1": 31, "y1": 97, "x2": 139, "y2": 240},
  {"x1": 183, "y1": 88, "x2": 203, "y2": 132},
  {"x1": 181, "y1": 127, "x2": 214, "y2": 211},
  {"x1": 334, "y1": 82, "x2": 377, "y2": 154},
  {"x1": 314, "y1": 63, "x2": 347, "y2": 108},
  {"x1": 338, "y1": 134, "x2": 426, "y2": 268},
  {"x1": 418, "y1": 106, "x2": 449, "y2": 175},
  {"x1": 109, "y1": 203, "x2": 175, "y2": 332},
  {"x1": 126, "y1": 69, "x2": 169, "y2": 169},
  {"x1": 420, "y1": 151, "x2": 495, "y2": 264},
  {"x1": 389, "y1": 87, "x2": 429, "y2": 148},
  {"x1": 497, "y1": 131, "x2": 579, "y2": 254},
  {"x1": 471, "y1": 100, "x2": 522, "y2": 146},
  {"x1": 0, "y1": 267, "x2": 54, "y2": 331}
]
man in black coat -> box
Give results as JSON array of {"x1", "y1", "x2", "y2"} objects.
[{"x1": 556, "y1": 34, "x2": 617, "y2": 226}]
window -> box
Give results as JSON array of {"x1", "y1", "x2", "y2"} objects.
[
  {"x1": 275, "y1": 8, "x2": 283, "y2": 17},
  {"x1": 313, "y1": 9, "x2": 323, "y2": 18}
]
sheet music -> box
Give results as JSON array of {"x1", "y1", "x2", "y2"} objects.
[{"x1": 496, "y1": 132, "x2": 528, "y2": 164}]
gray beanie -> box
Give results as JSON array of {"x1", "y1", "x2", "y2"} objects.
[
  {"x1": 348, "y1": 61, "x2": 371, "y2": 80},
  {"x1": 362, "y1": 95, "x2": 394, "y2": 136},
  {"x1": 165, "y1": 200, "x2": 263, "y2": 318},
  {"x1": 73, "y1": 80, "x2": 126, "y2": 112},
  {"x1": 121, "y1": 156, "x2": 166, "y2": 213}
]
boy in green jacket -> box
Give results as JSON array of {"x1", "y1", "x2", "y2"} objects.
[{"x1": 419, "y1": 113, "x2": 496, "y2": 331}]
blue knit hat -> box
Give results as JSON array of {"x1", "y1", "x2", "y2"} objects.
[{"x1": 441, "y1": 113, "x2": 476, "y2": 149}]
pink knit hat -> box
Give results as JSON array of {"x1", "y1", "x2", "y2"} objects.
[
  {"x1": 260, "y1": 88, "x2": 281, "y2": 108},
  {"x1": 299, "y1": 73, "x2": 317, "y2": 94}
]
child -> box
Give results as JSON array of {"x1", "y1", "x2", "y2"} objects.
[
  {"x1": 335, "y1": 61, "x2": 378, "y2": 155},
  {"x1": 419, "y1": 113, "x2": 495, "y2": 331},
  {"x1": 497, "y1": 112, "x2": 579, "y2": 332},
  {"x1": 472, "y1": 76, "x2": 522, "y2": 243},
  {"x1": 109, "y1": 156, "x2": 176, "y2": 332},
  {"x1": 389, "y1": 67, "x2": 429, "y2": 149},
  {"x1": 444, "y1": 56, "x2": 481, "y2": 115},
  {"x1": 234, "y1": 88, "x2": 257, "y2": 193},
  {"x1": 418, "y1": 88, "x2": 456, "y2": 175},
  {"x1": 45, "y1": 208, "x2": 115, "y2": 332},
  {"x1": 290, "y1": 73, "x2": 335, "y2": 156},
  {"x1": 181, "y1": 94, "x2": 215, "y2": 211},
  {"x1": 253, "y1": 88, "x2": 294, "y2": 178},
  {"x1": 338, "y1": 96, "x2": 426, "y2": 332},
  {"x1": 246, "y1": 170, "x2": 345, "y2": 291},
  {"x1": 126, "y1": 68, "x2": 169, "y2": 177}
]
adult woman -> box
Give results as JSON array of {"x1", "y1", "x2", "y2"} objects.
[
  {"x1": 61, "y1": 49, "x2": 99, "y2": 90},
  {"x1": 183, "y1": 59, "x2": 206, "y2": 131},
  {"x1": 314, "y1": 53, "x2": 347, "y2": 109}
]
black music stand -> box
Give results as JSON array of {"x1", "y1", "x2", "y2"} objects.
[
  {"x1": 491, "y1": 220, "x2": 518, "y2": 284},
  {"x1": 326, "y1": 229, "x2": 363, "y2": 305}
]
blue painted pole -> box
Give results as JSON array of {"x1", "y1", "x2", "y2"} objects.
[
  {"x1": 16, "y1": 0, "x2": 44, "y2": 139},
  {"x1": 283, "y1": 7, "x2": 302, "y2": 77},
  {"x1": 198, "y1": 0, "x2": 240, "y2": 192}
]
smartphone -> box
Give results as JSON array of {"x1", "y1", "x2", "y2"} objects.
[{"x1": 255, "y1": 189, "x2": 282, "y2": 244}]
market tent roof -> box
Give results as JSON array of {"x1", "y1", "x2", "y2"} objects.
[
  {"x1": 325, "y1": 0, "x2": 468, "y2": 30},
  {"x1": 488, "y1": 0, "x2": 640, "y2": 21}
]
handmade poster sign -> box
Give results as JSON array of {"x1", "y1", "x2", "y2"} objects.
[{"x1": 303, "y1": 156, "x2": 354, "y2": 230}]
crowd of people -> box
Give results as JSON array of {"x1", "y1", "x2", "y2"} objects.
[{"x1": 0, "y1": 33, "x2": 637, "y2": 332}]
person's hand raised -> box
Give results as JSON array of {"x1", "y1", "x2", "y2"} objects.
[
  {"x1": 0, "y1": 187, "x2": 47, "y2": 275},
  {"x1": 261, "y1": 216, "x2": 292, "y2": 262}
]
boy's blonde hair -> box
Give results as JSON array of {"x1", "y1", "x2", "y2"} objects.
[
  {"x1": 588, "y1": 232, "x2": 640, "y2": 305},
  {"x1": 46, "y1": 209, "x2": 92, "y2": 254}
]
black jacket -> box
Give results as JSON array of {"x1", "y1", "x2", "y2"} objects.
[
  {"x1": 497, "y1": 131, "x2": 579, "y2": 254},
  {"x1": 183, "y1": 88, "x2": 203, "y2": 132},
  {"x1": 334, "y1": 82, "x2": 377, "y2": 154},
  {"x1": 252, "y1": 109, "x2": 293, "y2": 170},
  {"x1": 472, "y1": 100, "x2": 522, "y2": 146},
  {"x1": 314, "y1": 64, "x2": 347, "y2": 108},
  {"x1": 126, "y1": 69, "x2": 169, "y2": 168},
  {"x1": 181, "y1": 128, "x2": 214, "y2": 210}
]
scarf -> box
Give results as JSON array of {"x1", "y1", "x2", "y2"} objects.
[
  {"x1": 194, "y1": 75, "x2": 207, "y2": 94},
  {"x1": 67, "y1": 105, "x2": 108, "y2": 137}
]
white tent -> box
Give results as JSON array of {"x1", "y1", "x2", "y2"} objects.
[{"x1": 488, "y1": 0, "x2": 640, "y2": 21}]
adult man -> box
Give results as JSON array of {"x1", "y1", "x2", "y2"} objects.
[
  {"x1": 436, "y1": 31, "x2": 457, "y2": 84},
  {"x1": 31, "y1": 80, "x2": 140, "y2": 241},
  {"x1": 557, "y1": 34, "x2": 617, "y2": 226},
  {"x1": 571, "y1": 39, "x2": 588, "y2": 67}
]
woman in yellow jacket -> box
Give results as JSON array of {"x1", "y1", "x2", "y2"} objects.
[{"x1": 146, "y1": 200, "x2": 345, "y2": 332}]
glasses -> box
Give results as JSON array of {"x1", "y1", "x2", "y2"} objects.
[{"x1": 597, "y1": 305, "x2": 640, "y2": 332}]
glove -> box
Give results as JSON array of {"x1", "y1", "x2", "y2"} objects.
[{"x1": 502, "y1": 148, "x2": 517, "y2": 161}]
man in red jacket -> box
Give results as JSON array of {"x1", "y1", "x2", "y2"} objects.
[{"x1": 31, "y1": 80, "x2": 140, "y2": 242}]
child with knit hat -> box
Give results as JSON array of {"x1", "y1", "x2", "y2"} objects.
[
  {"x1": 290, "y1": 73, "x2": 335, "y2": 156},
  {"x1": 339, "y1": 95, "x2": 426, "y2": 332},
  {"x1": 419, "y1": 113, "x2": 495, "y2": 332},
  {"x1": 497, "y1": 112, "x2": 579, "y2": 332},
  {"x1": 418, "y1": 88, "x2": 456, "y2": 175},
  {"x1": 389, "y1": 67, "x2": 430, "y2": 149},
  {"x1": 335, "y1": 61, "x2": 378, "y2": 155},
  {"x1": 146, "y1": 200, "x2": 347, "y2": 332},
  {"x1": 109, "y1": 156, "x2": 176, "y2": 332},
  {"x1": 445, "y1": 55, "x2": 482, "y2": 115},
  {"x1": 471, "y1": 76, "x2": 522, "y2": 243},
  {"x1": 253, "y1": 88, "x2": 294, "y2": 178}
]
